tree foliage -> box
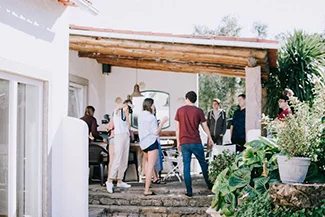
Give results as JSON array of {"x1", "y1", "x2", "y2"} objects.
[
  {"x1": 194, "y1": 15, "x2": 245, "y2": 116},
  {"x1": 264, "y1": 30, "x2": 325, "y2": 117},
  {"x1": 252, "y1": 21, "x2": 268, "y2": 39}
]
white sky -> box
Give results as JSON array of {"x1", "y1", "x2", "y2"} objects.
[{"x1": 69, "y1": 0, "x2": 325, "y2": 39}]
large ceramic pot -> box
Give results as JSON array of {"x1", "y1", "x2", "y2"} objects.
[{"x1": 277, "y1": 155, "x2": 311, "y2": 184}]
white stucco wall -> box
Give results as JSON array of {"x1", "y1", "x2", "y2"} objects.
[
  {"x1": 69, "y1": 50, "x2": 107, "y2": 130},
  {"x1": 105, "y1": 67, "x2": 198, "y2": 131},
  {"x1": 0, "y1": 0, "x2": 70, "y2": 216}
]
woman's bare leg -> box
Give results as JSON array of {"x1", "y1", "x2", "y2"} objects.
[{"x1": 145, "y1": 149, "x2": 158, "y2": 194}]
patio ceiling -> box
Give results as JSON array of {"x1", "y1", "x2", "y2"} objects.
[{"x1": 69, "y1": 25, "x2": 279, "y2": 79}]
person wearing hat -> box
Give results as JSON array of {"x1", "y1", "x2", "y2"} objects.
[{"x1": 207, "y1": 99, "x2": 227, "y2": 146}]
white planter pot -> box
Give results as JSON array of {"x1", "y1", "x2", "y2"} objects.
[{"x1": 277, "y1": 155, "x2": 311, "y2": 184}]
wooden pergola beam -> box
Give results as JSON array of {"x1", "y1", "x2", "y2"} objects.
[
  {"x1": 70, "y1": 43, "x2": 267, "y2": 68},
  {"x1": 70, "y1": 35, "x2": 268, "y2": 59},
  {"x1": 96, "y1": 56, "x2": 247, "y2": 78}
]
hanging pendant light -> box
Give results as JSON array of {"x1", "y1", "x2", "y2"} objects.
[{"x1": 131, "y1": 60, "x2": 144, "y2": 97}]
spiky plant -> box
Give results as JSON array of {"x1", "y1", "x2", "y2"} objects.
[{"x1": 264, "y1": 30, "x2": 325, "y2": 118}]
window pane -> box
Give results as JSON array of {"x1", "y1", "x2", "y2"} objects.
[
  {"x1": 68, "y1": 86, "x2": 83, "y2": 118},
  {"x1": 17, "y1": 83, "x2": 41, "y2": 217},
  {"x1": 0, "y1": 79, "x2": 9, "y2": 216}
]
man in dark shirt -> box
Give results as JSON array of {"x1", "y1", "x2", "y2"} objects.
[
  {"x1": 230, "y1": 94, "x2": 246, "y2": 152},
  {"x1": 175, "y1": 91, "x2": 214, "y2": 197}
]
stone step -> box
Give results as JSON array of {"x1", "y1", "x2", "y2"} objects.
[
  {"x1": 89, "y1": 204, "x2": 210, "y2": 217},
  {"x1": 89, "y1": 181, "x2": 212, "y2": 195},
  {"x1": 89, "y1": 191, "x2": 213, "y2": 207}
]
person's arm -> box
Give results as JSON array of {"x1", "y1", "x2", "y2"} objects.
[
  {"x1": 230, "y1": 112, "x2": 235, "y2": 138},
  {"x1": 154, "y1": 116, "x2": 168, "y2": 136},
  {"x1": 115, "y1": 104, "x2": 128, "y2": 115},
  {"x1": 91, "y1": 118, "x2": 100, "y2": 138},
  {"x1": 176, "y1": 120, "x2": 180, "y2": 151},
  {"x1": 201, "y1": 121, "x2": 214, "y2": 148},
  {"x1": 221, "y1": 111, "x2": 227, "y2": 136},
  {"x1": 230, "y1": 125, "x2": 233, "y2": 138},
  {"x1": 123, "y1": 106, "x2": 131, "y2": 130},
  {"x1": 206, "y1": 111, "x2": 211, "y2": 128}
]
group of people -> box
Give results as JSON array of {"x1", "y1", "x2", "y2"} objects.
[
  {"x1": 80, "y1": 87, "x2": 294, "y2": 197},
  {"x1": 205, "y1": 88, "x2": 294, "y2": 153},
  {"x1": 206, "y1": 94, "x2": 247, "y2": 152},
  {"x1": 80, "y1": 97, "x2": 168, "y2": 196}
]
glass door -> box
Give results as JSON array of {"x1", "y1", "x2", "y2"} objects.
[{"x1": 0, "y1": 72, "x2": 43, "y2": 217}]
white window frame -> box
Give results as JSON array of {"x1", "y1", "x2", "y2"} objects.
[
  {"x1": 0, "y1": 71, "x2": 43, "y2": 217},
  {"x1": 68, "y1": 74, "x2": 88, "y2": 118}
]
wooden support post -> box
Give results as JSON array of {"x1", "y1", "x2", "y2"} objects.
[{"x1": 245, "y1": 65, "x2": 262, "y2": 141}]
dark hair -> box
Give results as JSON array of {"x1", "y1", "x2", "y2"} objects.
[
  {"x1": 84, "y1": 106, "x2": 95, "y2": 116},
  {"x1": 123, "y1": 99, "x2": 133, "y2": 114},
  {"x1": 283, "y1": 88, "x2": 294, "y2": 96},
  {"x1": 279, "y1": 94, "x2": 289, "y2": 102},
  {"x1": 185, "y1": 91, "x2": 197, "y2": 103},
  {"x1": 213, "y1": 99, "x2": 220, "y2": 104},
  {"x1": 238, "y1": 94, "x2": 246, "y2": 100},
  {"x1": 143, "y1": 98, "x2": 154, "y2": 113}
]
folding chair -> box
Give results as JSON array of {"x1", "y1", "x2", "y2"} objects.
[{"x1": 162, "y1": 148, "x2": 183, "y2": 182}]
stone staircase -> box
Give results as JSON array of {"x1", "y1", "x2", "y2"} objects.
[{"x1": 89, "y1": 178, "x2": 213, "y2": 217}]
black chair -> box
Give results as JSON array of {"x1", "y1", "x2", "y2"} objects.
[
  {"x1": 123, "y1": 150, "x2": 139, "y2": 182},
  {"x1": 89, "y1": 144, "x2": 108, "y2": 186}
]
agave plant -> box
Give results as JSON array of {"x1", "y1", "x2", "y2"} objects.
[{"x1": 264, "y1": 30, "x2": 325, "y2": 118}]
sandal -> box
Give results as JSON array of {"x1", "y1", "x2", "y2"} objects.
[
  {"x1": 144, "y1": 191, "x2": 156, "y2": 196},
  {"x1": 152, "y1": 179, "x2": 161, "y2": 184}
]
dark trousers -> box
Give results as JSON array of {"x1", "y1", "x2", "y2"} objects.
[
  {"x1": 181, "y1": 144, "x2": 212, "y2": 195},
  {"x1": 231, "y1": 138, "x2": 246, "y2": 152},
  {"x1": 212, "y1": 135, "x2": 223, "y2": 145}
]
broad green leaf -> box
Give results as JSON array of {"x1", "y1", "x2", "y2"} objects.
[
  {"x1": 228, "y1": 168, "x2": 251, "y2": 189},
  {"x1": 212, "y1": 168, "x2": 229, "y2": 194},
  {"x1": 242, "y1": 148, "x2": 261, "y2": 165},
  {"x1": 245, "y1": 139, "x2": 265, "y2": 150},
  {"x1": 259, "y1": 136, "x2": 279, "y2": 151},
  {"x1": 253, "y1": 177, "x2": 270, "y2": 195}
]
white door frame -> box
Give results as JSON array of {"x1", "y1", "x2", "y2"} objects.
[{"x1": 0, "y1": 71, "x2": 43, "y2": 217}]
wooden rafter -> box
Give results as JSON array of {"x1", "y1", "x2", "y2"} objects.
[{"x1": 69, "y1": 34, "x2": 272, "y2": 78}]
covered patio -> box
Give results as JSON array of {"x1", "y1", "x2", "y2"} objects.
[
  {"x1": 68, "y1": 25, "x2": 279, "y2": 217},
  {"x1": 69, "y1": 24, "x2": 279, "y2": 134}
]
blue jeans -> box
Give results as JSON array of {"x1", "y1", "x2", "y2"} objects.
[{"x1": 181, "y1": 144, "x2": 212, "y2": 195}]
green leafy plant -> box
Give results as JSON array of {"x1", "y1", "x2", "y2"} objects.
[
  {"x1": 209, "y1": 150, "x2": 237, "y2": 183},
  {"x1": 211, "y1": 137, "x2": 280, "y2": 216},
  {"x1": 262, "y1": 80, "x2": 325, "y2": 159}
]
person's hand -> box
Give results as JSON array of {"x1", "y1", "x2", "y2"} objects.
[
  {"x1": 220, "y1": 134, "x2": 224, "y2": 137},
  {"x1": 208, "y1": 138, "x2": 214, "y2": 147},
  {"x1": 177, "y1": 145, "x2": 181, "y2": 152}
]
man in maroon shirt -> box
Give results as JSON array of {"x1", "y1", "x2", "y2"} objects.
[
  {"x1": 175, "y1": 91, "x2": 214, "y2": 197},
  {"x1": 277, "y1": 95, "x2": 292, "y2": 120}
]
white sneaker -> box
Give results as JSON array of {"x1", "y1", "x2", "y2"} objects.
[
  {"x1": 117, "y1": 182, "x2": 131, "y2": 188},
  {"x1": 105, "y1": 181, "x2": 114, "y2": 193}
]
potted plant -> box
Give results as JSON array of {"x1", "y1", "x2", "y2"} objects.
[{"x1": 262, "y1": 79, "x2": 325, "y2": 184}]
